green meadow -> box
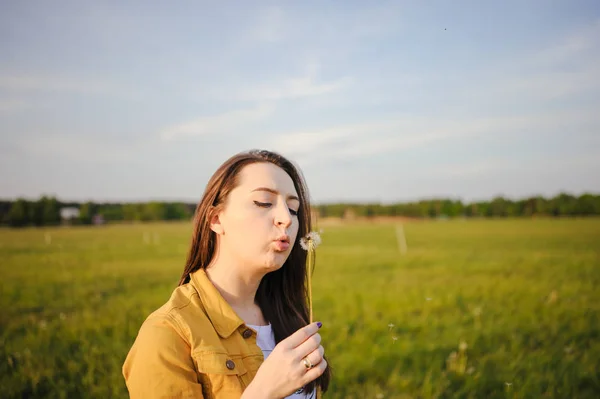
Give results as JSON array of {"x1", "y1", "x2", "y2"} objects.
[{"x1": 1, "y1": 219, "x2": 599, "y2": 398}]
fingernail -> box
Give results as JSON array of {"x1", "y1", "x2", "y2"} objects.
[{"x1": 317, "y1": 321, "x2": 322, "y2": 329}]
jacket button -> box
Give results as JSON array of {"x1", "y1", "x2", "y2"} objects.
[
  {"x1": 226, "y1": 360, "x2": 235, "y2": 370},
  {"x1": 242, "y1": 329, "x2": 253, "y2": 339}
]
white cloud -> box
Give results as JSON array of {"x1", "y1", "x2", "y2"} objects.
[
  {"x1": 271, "y1": 107, "x2": 600, "y2": 165},
  {"x1": 0, "y1": 73, "x2": 142, "y2": 99},
  {"x1": 160, "y1": 104, "x2": 274, "y2": 141},
  {"x1": 13, "y1": 133, "x2": 134, "y2": 164},
  {"x1": 432, "y1": 153, "x2": 600, "y2": 180},
  {"x1": 225, "y1": 61, "x2": 352, "y2": 103},
  {"x1": 237, "y1": 75, "x2": 352, "y2": 102},
  {"x1": 528, "y1": 18, "x2": 600, "y2": 67}
]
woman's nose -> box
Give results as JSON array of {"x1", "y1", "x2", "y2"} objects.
[{"x1": 275, "y1": 203, "x2": 292, "y2": 228}]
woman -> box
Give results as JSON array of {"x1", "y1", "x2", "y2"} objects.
[{"x1": 123, "y1": 150, "x2": 331, "y2": 398}]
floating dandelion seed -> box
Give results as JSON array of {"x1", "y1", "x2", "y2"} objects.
[
  {"x1": 300, "y1": 231, "x2": 321, "y2": 323},
  {"x1": 505, "y1": 382, "x2": 512, "y2": 387},
  {"x1": 459, "y1": 341, "x2": 468, "y2": 352},
  {"x1": 392, "y1": 336, "x2": 398, "y2": 343},
  {"x1": 388, "y1": 323, "x2": 395, "y2": 331},
  {"x1": 426, "y1": 297, "x2": 432, "y2": 301}
]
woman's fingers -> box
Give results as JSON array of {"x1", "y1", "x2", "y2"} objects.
[
  {"x1": 302, "y1": 358, "x2": 328, "y2": 385},
  {"x1": 295, "y1": 332, "x2": 321, "y2": 359},
  {"x1": 282, "y1": 322, "x2": 321, "y2": 349},
  {"x1": 302, "y1": 345, "x2": 324, "y2": 369}
]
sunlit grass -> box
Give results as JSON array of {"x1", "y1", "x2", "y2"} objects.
[{"x1": 1, "y1": 219, "x2": 599, "y2": 398}]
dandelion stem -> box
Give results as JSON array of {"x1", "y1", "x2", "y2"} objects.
[{"x1": 307, "y1": 241, "x2": 315, "y2": 323}]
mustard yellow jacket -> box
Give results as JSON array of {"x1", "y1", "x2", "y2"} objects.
[{"x1": 123, "y1": 268, "x2": 322, "y2": 398}]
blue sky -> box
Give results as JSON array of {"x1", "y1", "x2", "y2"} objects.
[{"x1": 1, "y1": 1, "x2": 599, "y2": 203}]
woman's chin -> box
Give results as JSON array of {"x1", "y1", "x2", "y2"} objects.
[
  {"x1": 262, "y1": 251, "x2": 290, "y2": 270},
  {"x1": 263, "y1": 261, "x2": 284, "y2": 272},
  {"x1": 261, "y1": 257, "x2": 286, "y2": 272}
]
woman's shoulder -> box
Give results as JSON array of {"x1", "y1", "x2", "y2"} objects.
[{"x1": 140, "y1": 283, "x2": 214, "y2": 343}]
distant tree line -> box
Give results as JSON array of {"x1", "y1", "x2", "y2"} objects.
[
  {"x1": 1, "y1": 192, "x2": 599, "y2": 227},
  {"x1": 0, "y1": 197, "x2": 195, "y2": 227},
  {"x1": 315, "y1": 193, "x2": 600, "y2": 219}
]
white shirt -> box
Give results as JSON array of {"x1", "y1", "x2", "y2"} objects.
[{"x1": 247, "y1": 323, "x2": 316, "y2": 399}]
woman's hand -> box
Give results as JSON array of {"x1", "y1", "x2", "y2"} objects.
[{"x1": 242, "y1": 321, "x2": 327, "y2": 399}]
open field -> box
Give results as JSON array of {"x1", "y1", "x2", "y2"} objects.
[{"x1": 1, "y1": 219, "x2": 599, "y2": 398}]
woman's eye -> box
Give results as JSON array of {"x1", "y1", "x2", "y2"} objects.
[{"x1": 254, "y1": 201, "x2": 298, "y2": 216}]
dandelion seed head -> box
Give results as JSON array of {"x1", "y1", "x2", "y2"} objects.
[
  {"x1": 299, "y1": 237, "x2": 309, "y2": 250},
  {"x1": 307, "y1": 231, "x2": 321, "y2": 246},
  {"x1": 388, "y1": 323, "x2": 394, "y2": 330},
  {"x1": 300, "y1": 231, "x2": 322, "y2": 251}
]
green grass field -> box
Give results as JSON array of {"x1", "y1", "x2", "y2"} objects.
[{"x1": 1, "y1": 219, "x2": 599, "y2": 398}]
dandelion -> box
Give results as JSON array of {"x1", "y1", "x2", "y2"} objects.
[
  {"x1": 299, "y1": 231, "x2": 321, "y2": 323},
  {"x1": 300, "y1": 231, "x2": 321, "y2": 251},
  {"x1": 388, "y1": 323, "x2": 395, "y2": 331},
  {"x1": 392, "y1": 336, "x2": 398, "y2": 344}
]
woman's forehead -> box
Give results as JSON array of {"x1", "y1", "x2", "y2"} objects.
[{"x1": 237, "y1": 163, "x2": 297, "y2": 195}]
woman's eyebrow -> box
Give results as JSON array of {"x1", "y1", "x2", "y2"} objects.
[{"x1": 251, "y1": 187, "x2": 299, "y2": 201}]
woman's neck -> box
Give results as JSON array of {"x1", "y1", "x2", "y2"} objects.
[{"x1": 205, "y1": 258, "x2": 267, "y2": 326}]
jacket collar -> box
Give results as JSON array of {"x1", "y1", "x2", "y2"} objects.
[{"x1": 190, "y1": 268, "x2": 245, "y2": 339}]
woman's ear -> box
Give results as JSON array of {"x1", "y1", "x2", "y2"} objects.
[{"x1": 209, "y1": 209, "x2": 225, "y2": 235}]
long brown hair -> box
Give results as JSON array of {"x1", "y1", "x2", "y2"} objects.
[{"x1": 179, "y1": 149, "x2": 331, "y2": 393}]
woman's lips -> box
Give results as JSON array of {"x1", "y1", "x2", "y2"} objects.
[{"x1": 273, "y1": 240, "x2": 290, "y2": 251}]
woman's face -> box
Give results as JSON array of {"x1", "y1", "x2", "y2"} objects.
[{"x1": 213, "y1": 162, "x2": 300, "y2": 273}]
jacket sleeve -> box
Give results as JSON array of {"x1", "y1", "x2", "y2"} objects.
[{"x1": 123, "y1": 315, "x2": 204, "y2": 399}]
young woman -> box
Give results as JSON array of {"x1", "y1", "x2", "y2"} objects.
[{"x1": 123, "y1": 150, "x2": 331, "y2": 398}]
